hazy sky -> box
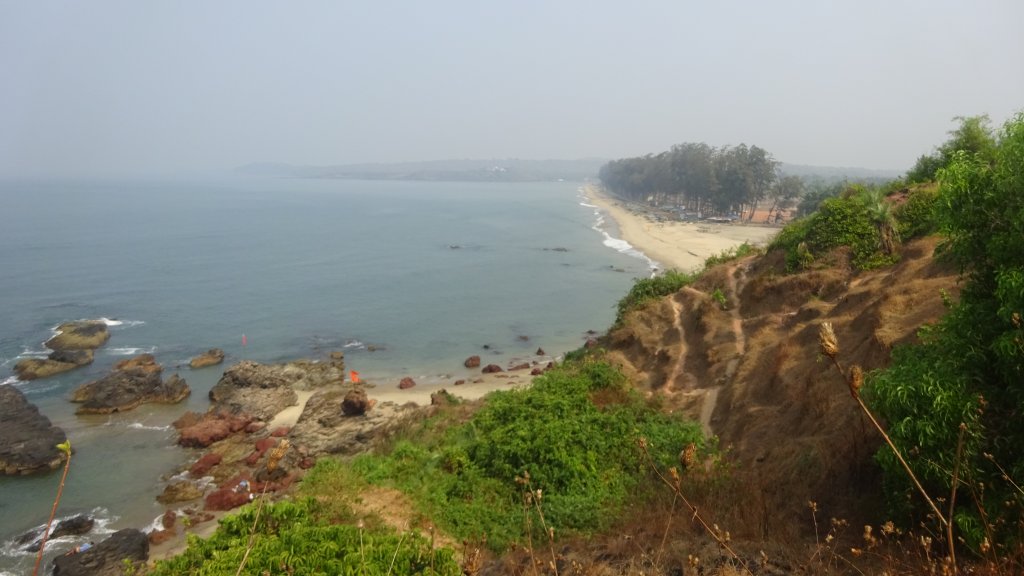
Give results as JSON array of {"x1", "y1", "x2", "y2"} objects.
[{"x1": 1, "y1": 1, "x2": 1021, "y2": 177}]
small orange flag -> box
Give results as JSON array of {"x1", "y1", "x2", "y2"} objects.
[{"x1": 350, "y1": 370, "x2": 360, "y2": 383}]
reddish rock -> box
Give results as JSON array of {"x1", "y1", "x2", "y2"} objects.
[
  {"x1": 481, "y1": 364, "x2": 503, "y2": 374},
  {"x1": 299, "y1": 457, "x2": 316, "y2": 470},
  {"x1": 536, "y1": 347, "x2": 546, "y2": 356},
  {"x1": 341, "y1": 388, "x2": 370, "y2": 416},
  {"x1": 453, "y1": 379, "x2": 466, "y2": 386},
  {"x1": 161, "y1": 510, "x2": 177, "y2": 530},
  {"x1": 189, "y1": 453, "x2": 222, "y2": 476},
  {"x1": 270, "y1": 426, "x2": 289, "y2": 437},
  {"x1": 530, "y1": 368, "x2": 544, "y2": 376},
  {"x1": 177, "y1": 412, "x2": 253, "y2": 448},
  {"x1": 509, "y1": 363, "x2": 530, "y2": 371},
  {"x1": 463, "y1": 355, "x2": 480, "y2": 368},
  {"x1": 398, "y1": 377, "x2": 416, "y2": 389},
  {"x1": 204, "y1": 488, "x2": 252, "y2": 511},
  {"x1": 148, "y1": 529, "x2": 175, "y2": 546},
  {"x1": 245, "y1": 438, "x2": 277, "y2": 465}
]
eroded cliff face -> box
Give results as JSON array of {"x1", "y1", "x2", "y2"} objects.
[{"x1": 605, "y1": 237, "x2": 959, "y2": 528}]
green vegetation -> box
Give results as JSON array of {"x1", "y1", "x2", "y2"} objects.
[
  {"x1": 352, "y1": 357, "x2": 705, "y2": 551},
  {"x1": 867, "y1": 112, "x2": 1024, "y2": 550},
  {"x1": 906, "y1": 115, "x2": 998, "y2": 183},
  {"x1": 148, "y1": 498, "x2": 458, "y2": 575},
  {"x1": 614, "y1": 269, "x2": 695, "y2": 325},
  {"x1": 599, "y1": 142, "x2": 786, "y2": 219}
]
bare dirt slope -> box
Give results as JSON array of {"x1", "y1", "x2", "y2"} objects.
[{"x1": 605, "y1": 237, "x2": 959, "y2": 532}]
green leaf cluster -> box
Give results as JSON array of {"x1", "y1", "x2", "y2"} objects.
[
  {"x1": 866, "y1": 112, "x2": 1024, "y2": 549},
  {"x1": 147, "y1": 498, "x2": 458, "y2": 575},
  {"x1": 352, "y1": 358, "x2": 704, "y2": 551},
  {"x1": 769, "y1": 190, "x2": 898, "y2": 272},
  {"x1": 614, "y1": 269, "x2": 696, "y2": 325}
]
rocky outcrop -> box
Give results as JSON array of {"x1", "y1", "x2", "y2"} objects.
[
  {"x1": 51, "y1": 528, "x2": 148, "y2": 576},
  {"x1": 70, "y1": 354, "x2": 190, "y2": 414},
  {"x1": 189, "y1": 348, "x2": 225, "y2": 369},
  {"x1": 157, "y1": 480, "x2": 204, "y2": 504},
  {"x1": 208, "y1": 360, "x2": 344, "y2": 421},
  {"x1": 289, "y1": 388, "x2": 421, "y2": 456},
  {"x1": 481, "y1": 364, "x2": 503, "y2": 373},
  {"x1": 13, "y1": 349, "x2": 95, "y2": 381},
  {"x1": 464, "y1": 355, "x2": 481, "y2": 368},
  {"x1": 0, "y1": 386, "x2": 67, "y2": 475},
  {"x1": 398, "y1": 377, "x2": 416, "y2": 389},
  {"x1": 46, "y1": 320, "x2": 110, "y2": 351}
]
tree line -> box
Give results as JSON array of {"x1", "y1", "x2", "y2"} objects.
[{"x1": 598, "y1": 142, "x2": 804, "y2": 222}]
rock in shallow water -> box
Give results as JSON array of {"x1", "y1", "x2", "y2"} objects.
[
  {"x1": 189, "y1": 348, "x2": 225, "y2": 369},
  {"x1": 0, "y1": 386, "x2": 67, "y2": 476},
  {"x1": 51, "y1": 528, "x2": 148, "y2": 576},
  {"x1": 70, "y1": 354, "x2": 190, "y2": 414}
]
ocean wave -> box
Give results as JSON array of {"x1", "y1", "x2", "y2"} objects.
[
  {"x1": 343, "y1": 340, "x2": 365, "y2": 349},
  {"x1": 16, "y1": 346, "x2": 49, "y2": 359},
  {"x1": 99, "y1": 318, "x2": 145, "y2": 328},
  {"x1": 0, "y1": 507, "x2": 117, "y2": 560},
  {"x1": 106, "y1": 346, "x2": 157, "y2": 356},
  {"x1": 0, "y1": 376, "x2": 19, "y2": 387},
  {"x1": 601, "y1": 232, "x2": 660, "y2": 273},
  {"x1": 578, "y1": 201, "x2": 598, "y2": 208},
  {"x1": 126, "y1": 422, "x2": 172, "y2": 432}
]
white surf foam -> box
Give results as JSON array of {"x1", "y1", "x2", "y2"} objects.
[
  {"x1": 106, "y1": 346, "x2": 157, "y2": 356},
  {"x1": 127, "y1": 422, "x2": 172, "y2": 432},
  {"x1": 1, "y1": 376, "x2": 18, "y2": 387},
  {"x1": 100, "y1": 318, "x2": 145, "y2": 328},
  {"x1": 343, "y1": 340, "x2": 365, "y2": 349}
]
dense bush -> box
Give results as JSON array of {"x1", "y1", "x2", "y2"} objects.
[
  {"x1": 352, "y1": 358, "x2": 705, "y2": 551},
  {"x1": 614, "y1": 269, "x2": 695, "y2": 325},
  {"x1": 148, "y1": 498, "x2": 458, "y2": 575},
  {"x1": 867, "y1": 112, "x2": 1024, "y2": 550},
  {"x1": 892, "y1": 184, "x2": 940, "y2": 240}
]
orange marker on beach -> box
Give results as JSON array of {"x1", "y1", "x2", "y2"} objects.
[
  {"x1": 350, "y1": 370, "x2": 360, "y2": 383},
  {"x1": 242, "y1": 334, "x2": 247, "y2": 346}
]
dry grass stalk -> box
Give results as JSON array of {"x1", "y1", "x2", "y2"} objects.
[
  {"x1": 33, "y1": 440, "x2": 72, "y2": 576},
  {"x1": 235, "y1": 438, "x2": 290, "y2": 576},
  {"x1": 817, "y1": 322, "x2": 954, "y2": 570},
  {"x1": 638, "y1": 438, "x2": 754, "y2": 576}
]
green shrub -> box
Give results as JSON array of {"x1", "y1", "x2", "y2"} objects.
[
  {"x1": 893, "y1": 185, "x2": 940, "y2": 240},
  {"x1": 615, "y1": 269, "x2": 695, "y2": 325},
  {"x1": 352, "y1": 358, "x2": 705, "y2": 551},
  {"x1": 702, "y1": 242, "x2": 760, "y2": 269},
  {"x1": 147, "y1": 499, "x2": 458, "y2": 575}
]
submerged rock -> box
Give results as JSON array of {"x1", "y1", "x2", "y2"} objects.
[
  {"x1": 70, "y1": 354, "x2": 190, "y2": 414},
  {"x1": 0, "y1": 386, "x2": 67, "y2": 476}
]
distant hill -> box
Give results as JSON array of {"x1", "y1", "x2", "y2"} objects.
[
  {"x1": 779, "y1": 162, "x2": 902, "y2": 184},
  {"x1": 234, "y1": 159, "x2": 607, "y2": 182}
]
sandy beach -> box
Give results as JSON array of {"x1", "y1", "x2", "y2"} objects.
[{"x1": 584, "y1": 184, "x2": 780, "y2": 272}]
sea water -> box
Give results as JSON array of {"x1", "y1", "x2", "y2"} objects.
[{"x1": 0, "y1": 177, "x2": 652, "y2": 571}]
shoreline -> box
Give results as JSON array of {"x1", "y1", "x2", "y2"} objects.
[{"x1": 583, "y1": 184, "x2": 781, "y2": 272}]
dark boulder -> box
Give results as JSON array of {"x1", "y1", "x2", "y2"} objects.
[
  {"x1": 398, "y1": 377, "x2": 416, "y2": 390},
  {"x1": 70, "y1": 355, "x2": 190, "y2": 414},
  {"x1": 51, "y1": 528, "x2": 148, "y2": 576},
  {"x1": 481, "y1": 364, "x2": 503, "y2": 374},
  {"x1": 463, "y1": 355, "x2": 481, "y2": 368},
  {"x1": 0, "y1": 386, "x2": 67, "y2": 476},
  {"x1": 341, "y1": 388, "x2": 370, "y2": 416}
]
